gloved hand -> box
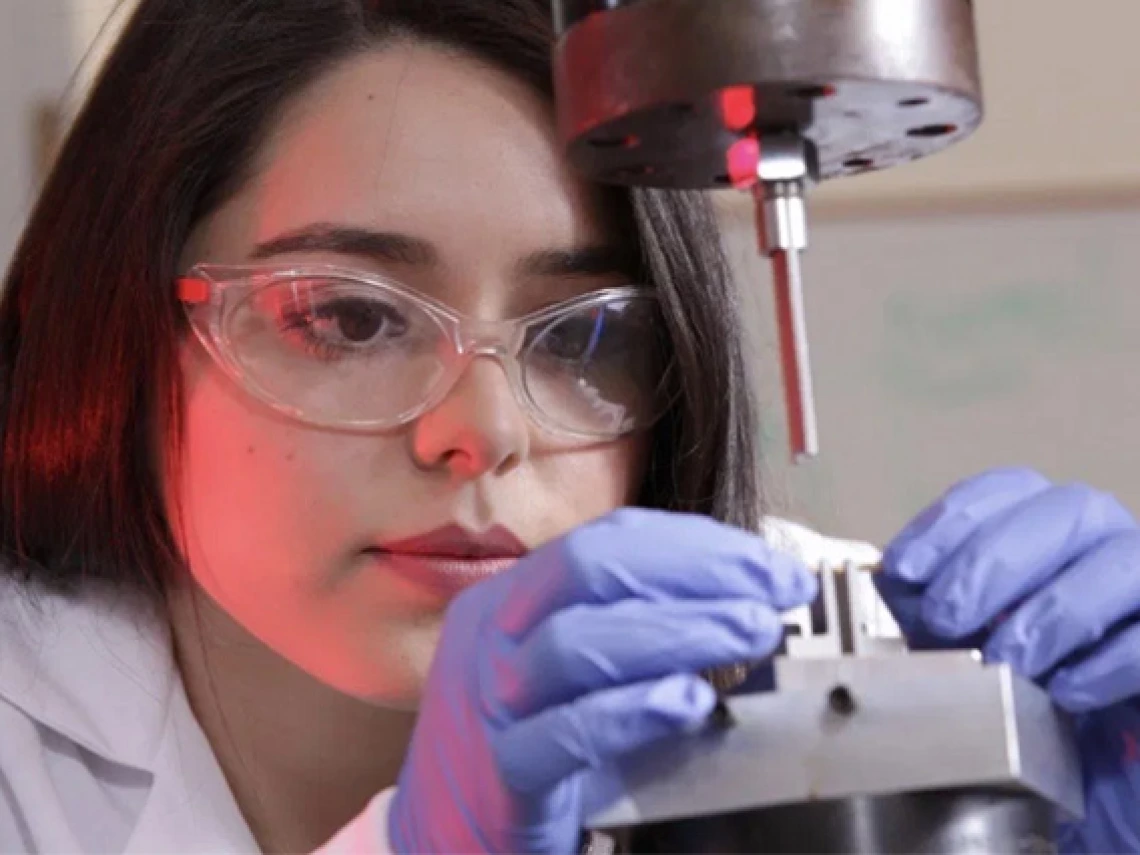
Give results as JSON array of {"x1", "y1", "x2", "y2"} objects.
[
  {"x1": 876, "y1": 468, "x2": 1140, "y2": 854},
  {"x1": 388, "y1": 508, "x2": 817, "y2": 854}
]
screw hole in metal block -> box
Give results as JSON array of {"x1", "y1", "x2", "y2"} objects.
[{"x1": 828, "y1": 685, "x2": 857, "y2": 716}]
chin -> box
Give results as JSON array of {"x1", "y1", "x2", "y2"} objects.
[
  {"x1": 320, "y1": 667, "x2": 426, "y2": 711},
  {"x1": 347, "y1": 623, "x2": 440, "y2": 711}
]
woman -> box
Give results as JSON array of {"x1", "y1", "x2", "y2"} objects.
[{"x1": 0, "y1": 1, "x2": 1137, "y2": 852}]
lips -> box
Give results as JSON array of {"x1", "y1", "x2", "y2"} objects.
[
  {"x1": 367, "y1": 524, "x2": 527, "y2": 594},
  {"x1": 377, "y1": 524, "x2": 527, "y2": 560}
]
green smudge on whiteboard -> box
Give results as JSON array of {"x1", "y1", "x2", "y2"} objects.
[{"x1": 879, "y1": 279, "x2": 1090, "y2": 406}]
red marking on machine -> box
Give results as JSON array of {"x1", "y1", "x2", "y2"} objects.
[{"x1": 719, "y1": 85, "x2": 757, "y2": 131}]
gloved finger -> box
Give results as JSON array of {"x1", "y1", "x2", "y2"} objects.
[
  {"x1": 985, "y1": 531, "x2": 1140, "y2": 678},
  {"x1": 1049, "y1": 621, "x2": 1140, "y2": 712},
  {"x1": 493, "y1": 599, "x2": 784, "y2": 717},
  {"x1": 494, "y1": 674, "x2": 716, "y2": 795},
  {"x1": 493, "y1": 508, "x2": 817, "y2": 639},
  {"x1": 874, "y1": 572, "x2": 976, "y2": 651},
  {"x1": 921, "y1": 484, "x2": 1136, "y2": 639},
  {"x1": 881, "y1": 468, "x2": 1050, "y2": 585}
]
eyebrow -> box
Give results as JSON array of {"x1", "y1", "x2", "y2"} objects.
[
  {"x1": 519, "y1": 244, "x2": 638, "y2": 279},
  {"x1": 249, "y1": 222, "x2": 638, "y2": 279},
  {"x1": 250, "y1": 224, "x2": 438, "y2": 266}
]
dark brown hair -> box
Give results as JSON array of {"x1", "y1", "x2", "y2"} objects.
[{"x1": 0, "y1": 0, "x2": 761, "y2": 595}]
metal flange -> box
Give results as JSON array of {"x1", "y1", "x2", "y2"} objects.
[{"x1": 553, "y1": 0, "x2": 984, "y2": 189}]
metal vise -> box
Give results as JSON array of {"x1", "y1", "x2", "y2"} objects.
[{"x1": 585, "y1": 562, "x2": 1085, "y2": 854}]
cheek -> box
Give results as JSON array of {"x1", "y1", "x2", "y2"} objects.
[
  {"x1": 171, "y1": 347, "x2": 370, "y2": 600},
  {"x1": 167, "y1": 348, "x2": 437, "y2": 702},
  {"x1": 548, "y1": 434, "x2": 649, "y2": 527}
]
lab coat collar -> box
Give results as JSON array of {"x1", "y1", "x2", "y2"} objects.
[
  {"x1": 0, "y1": 576, "x2": 259, "y2": 851},
  {"x1": 0, "y1": 576, "x2": 173, "y2": 772},
  {"x1": 120, "y1": 656, "x2": 259, "y2": 852}
]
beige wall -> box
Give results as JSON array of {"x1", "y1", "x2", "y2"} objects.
[
  {"x1": 0, "y1": 0, "x2": 134, "y2": 267},
  {"x1": 67, "y1": 0, "x2": 136, "y2": 105},
  {"x1": 0, "y1": 1, "x2": 73, "y2": 265}
]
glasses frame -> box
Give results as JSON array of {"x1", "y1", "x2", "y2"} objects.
[{"x1": 177, "y1": 263, "x2": 669, "y2": 440}]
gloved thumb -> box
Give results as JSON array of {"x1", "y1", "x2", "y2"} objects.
[
  {"x1": 875, "y1": 572, "x2": 988, "y2": 651},
  {"x1": 495, "y1": 674, "x2": 716, "y2": 795}
]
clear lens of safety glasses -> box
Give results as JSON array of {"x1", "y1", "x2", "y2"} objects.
[
  {"x1": 179, "y1": 266, "x2": 674, "y2": 439},
  {"x1": 520, "y1": 294, "x2": 670, "y2": 437}
]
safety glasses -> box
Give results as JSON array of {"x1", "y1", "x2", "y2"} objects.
[{"x1": 177, "y1": 264, "x2": 674, "y2": 440}]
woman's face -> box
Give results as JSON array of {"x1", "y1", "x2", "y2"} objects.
[{"x1": 172, "y1": 45, "x2": 648, "y2": 707}]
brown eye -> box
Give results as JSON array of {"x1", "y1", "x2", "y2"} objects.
[
  {"x1": 312, "y1": 297, "x2": 409, "y2": 344},
  {"x1": 246, "y1": 278, "x2": 429, "y2": 364}
]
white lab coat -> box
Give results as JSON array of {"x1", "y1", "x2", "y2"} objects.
[{"x1": 0, "y1": 520, "x2": 879, "y2": 854}]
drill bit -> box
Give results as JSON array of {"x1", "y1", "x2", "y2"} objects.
[
  {"x1": 754, "y1": 135, "x2": 819, "y2": 464},
  {"x1": 770, "y1": 246, "x2": 818, "y2": 461}
]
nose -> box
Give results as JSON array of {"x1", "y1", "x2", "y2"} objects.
[{"x1": 410, "y1": 356, "x2": 530, "y2": 479}]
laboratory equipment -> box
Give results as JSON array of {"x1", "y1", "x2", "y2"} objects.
[
  {"x1": 551, "y1": 0, "x2": 984, "y2": 462},
  {"x1": 586, "y1": 561, "x2": 1084, "y2": 854}
]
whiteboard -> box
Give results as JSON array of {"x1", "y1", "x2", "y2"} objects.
[{"x1": 720, "y1": 203, "x2": 1140, "y2": 547}]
